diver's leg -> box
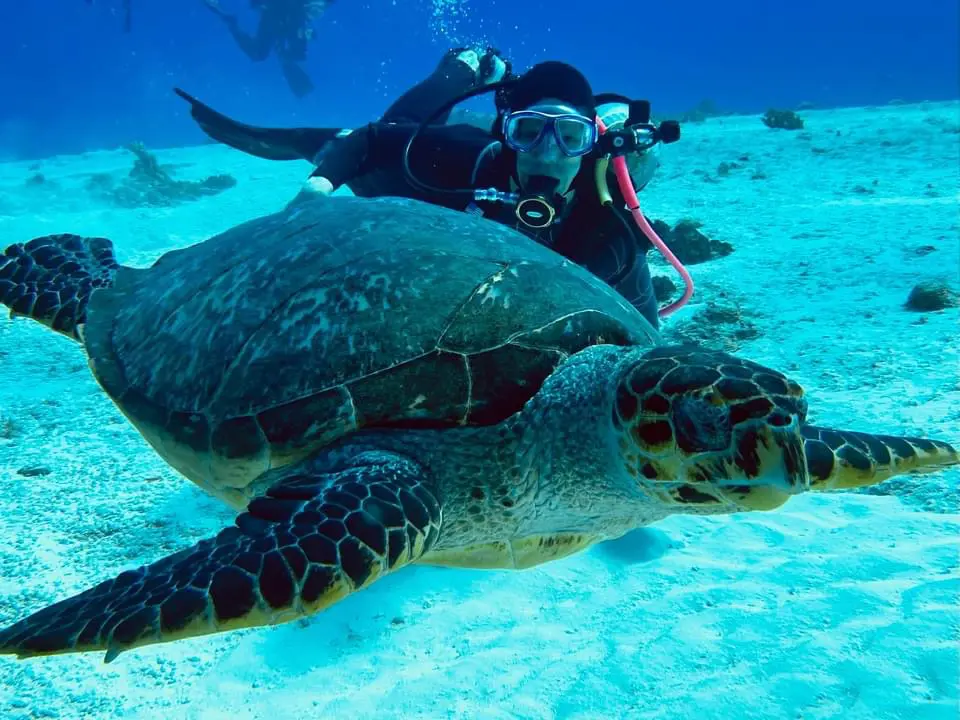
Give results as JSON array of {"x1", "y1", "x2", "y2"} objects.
[
  {"x1": 273, "y1": 27, "x2": 314, "y2": 96},
  {"x1": 277, "y1": 25, "x2": 310, "y2": 63},
  {"x1": 380, "y1": 47, "x2": 510, "y2": 125},
  {"x1": 203, "y1": 2, "x2": 273, "y2": 62},
  {"x1": 279, "y1": 57, "x2": 315, "y2": 98},
  {"x1": 231, "y1": 16, "x2": 274, "y2": 62}
]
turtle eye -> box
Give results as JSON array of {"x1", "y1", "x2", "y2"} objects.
[{"x1": 672, "y1": 397, "x2": 731, "y2": 454}]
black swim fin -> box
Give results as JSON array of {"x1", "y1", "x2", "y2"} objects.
[
  {"x1": 173, "y1": 87, "x2": 341, "y2": 162},
  {"x1": 280, "y1": 60, "x2": 315, "y2": 99}
]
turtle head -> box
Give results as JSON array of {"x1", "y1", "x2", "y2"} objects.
[
  {"x1": 610, "y1": 345, "x2": 960, "y2": 512},
  {"x1": 611, "y1": 345, "x2": 810, "y2": 513}
]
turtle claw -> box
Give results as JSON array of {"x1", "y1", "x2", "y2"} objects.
[{"x1": 0, "y1": 233, "x2": 118, "y2": 342}]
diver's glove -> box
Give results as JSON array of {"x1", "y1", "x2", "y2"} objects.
[
  {"x1": 445, "y1": 46, "x2": 512, "y2": 87},
  {"x1": 478, "y1": 47, "x2": 511, "y2": 85},
  {"x1": 304, "y1": 176, "x2": 334, "y2": 196},
  {"x1": 285, "y1": 176, "x2": 334, "y2": 212}
]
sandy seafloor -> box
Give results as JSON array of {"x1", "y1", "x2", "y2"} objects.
[{"x1": 0, "y1": 100, "x2": 957, "y2": 720}]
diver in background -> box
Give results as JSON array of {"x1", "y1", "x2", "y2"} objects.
[{"x1": 201, "y1": 0, "x2": 333, "y2": 98}]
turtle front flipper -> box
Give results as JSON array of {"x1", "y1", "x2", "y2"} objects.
[
  {"x1": 0, "y1": 450, "x2": 441, "y2": 662},
  {"x1": 802, "y1": 426, "x2": 959, "y2": 491},
  {"x1": 0, "y1": 233, "x2": 119, "y2": 341}
]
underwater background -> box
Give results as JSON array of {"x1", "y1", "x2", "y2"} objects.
[
  {"x1": 0, "y1": 1, "x2": 959, "y2": 719},
  {"x1": 1, "y1": 0, "x2": 959, "y2": 159}
]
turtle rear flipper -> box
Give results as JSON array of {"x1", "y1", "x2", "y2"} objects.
[
  {"x1": 0, "y1": 449, "x2": 442, "y2": 663},
  {"x1": 803, "y1": 426, "x2": 959, "y2": 491},
  {"x1": 0, "y1": 233, "x2": 119, "y2": 342}
]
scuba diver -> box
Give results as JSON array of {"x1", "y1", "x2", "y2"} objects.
[
  {"x1": 304, "y1": 61, "x2": 683, "y2": 328},
  {"x1": 201, "y1": 0, "x2": 334, "y2": 97},
  {"x1": 175, "y1": 57, "x2": 686, "y2": 328}
]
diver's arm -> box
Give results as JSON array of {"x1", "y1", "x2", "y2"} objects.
[
  {"x1": 305, "y1": 124, "x2": 377, "y2": 191},
  {"x1": 306, "y1": 123, "x2": 495, "y2": 196},
  {"x1": 578, "y1": 218, "x2": 660, "y2": 329},
  {"x1": 284, "y1": 127, "x2": 372, "y2": 205},
  {"x1": 612, "y1": 244, "x2": 660, "y2": 329}
]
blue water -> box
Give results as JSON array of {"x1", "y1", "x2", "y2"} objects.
[{"x1": 0, "y1": 0, "x2": 957, "y2": 160}]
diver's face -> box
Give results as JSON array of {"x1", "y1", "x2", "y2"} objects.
[{"x1": 513, "y1": 101, "x2": 587, "y2": 196}]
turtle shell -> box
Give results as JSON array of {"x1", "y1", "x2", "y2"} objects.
[{"x1": 83, "y1": 196, "x2": 659, "y2": 504}]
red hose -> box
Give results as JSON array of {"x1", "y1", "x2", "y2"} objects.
[{"x1": 596, "y1": 117, "x2": 694, "y2": 318}]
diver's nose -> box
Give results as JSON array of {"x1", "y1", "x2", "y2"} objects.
[{"x1": 528, "y1": 133, "x2": 565, "y2": 161}]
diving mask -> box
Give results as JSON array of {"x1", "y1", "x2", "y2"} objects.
[{"x1": 502, "y1": 110, "x2": 598, "y2": 158}]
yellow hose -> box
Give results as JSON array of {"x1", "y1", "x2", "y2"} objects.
[{"x1": 595, "y1": 156, "x2": 613, "y2": 205}]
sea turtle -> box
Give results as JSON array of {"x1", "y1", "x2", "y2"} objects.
[{"x1": 0, "y1": 195, "x2": 955, "y2": 664}]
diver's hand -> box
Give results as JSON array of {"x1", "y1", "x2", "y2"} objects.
[
  {"x1": 284, "y1": 176, "x2": 334, "y2": 211},
  {"x1": 304, "y1": 176, "x2": 334, "y2": 196}
]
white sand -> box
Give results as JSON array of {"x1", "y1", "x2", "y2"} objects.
[{"x1": 0, "y1": 101, "x2": 957, "y2": 719}]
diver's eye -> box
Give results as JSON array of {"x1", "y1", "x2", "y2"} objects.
[
  {"x1": 556, "y1": 119, "x2": 590, "y2": 148},
  {"x1": 512, "y1": 117, "x2": 545, "y2": 144},
  {"x1": 673, "y1": 397, "x2": 732, "y2": 454}
]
